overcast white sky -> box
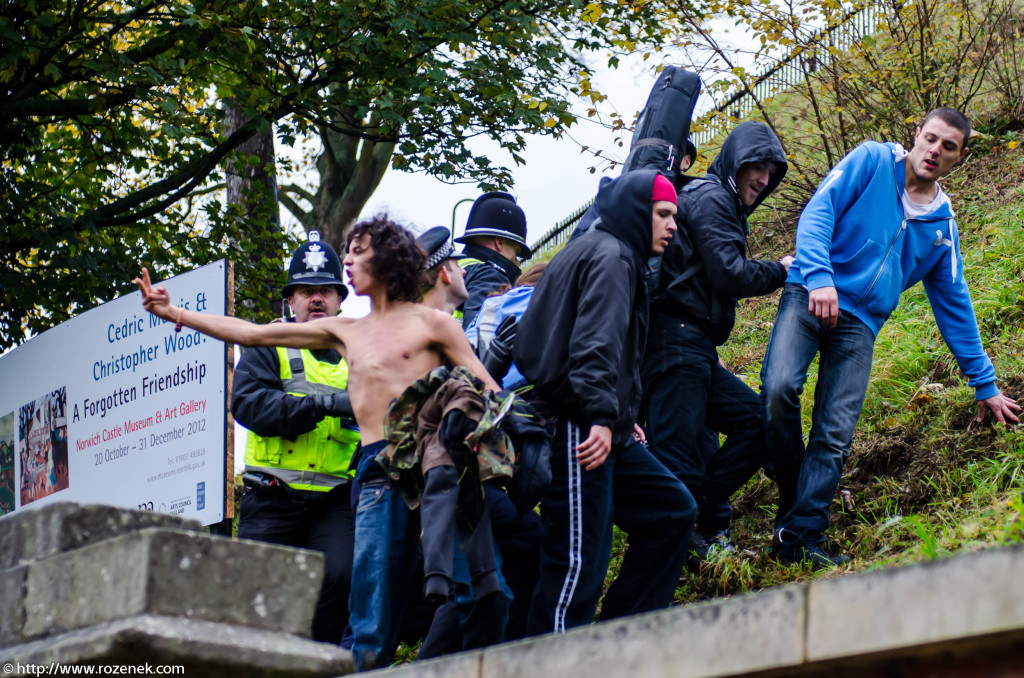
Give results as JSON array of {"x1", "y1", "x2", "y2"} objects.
[
  {"x1": 353, "y1": 17, "x2": 771, "y2": 243},
  {"x1": 335, "y1": 51, "x2": 699, "y2": 319},
  {"x1": 233, "y1": 33, "x2": 766, "y2": 469},
  {"x1": 329, "y1": 19, "x2": 768, "y2": 318},
  {"x1": 360, "y1": 57, "x2": 658, "y2": 237}
]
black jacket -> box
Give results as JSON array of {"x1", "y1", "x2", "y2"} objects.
[
  {"x1": 514, "y1": 170, "x2": 659, "y2": 446},
  {"x1": 232, "y1": 343, "x2": 341, "y2": 439},
  {"x1": 654, "y1": 121, "x2": 789, "y2": 345},
  {"x1": 459, "y1": 243, "x2": 521, "y2": 328}
]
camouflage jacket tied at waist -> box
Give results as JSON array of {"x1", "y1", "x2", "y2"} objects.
[{"x1": 379, "y1": 365, "x2": 516, "y2": 509}]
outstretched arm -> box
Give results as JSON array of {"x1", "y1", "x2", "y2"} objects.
[
  {"x1": 135, "y1": 268, "x2": 344, "y2": 351},
  {"x1": 431, "y1": 311, "x2": 501, "y2": 391}
]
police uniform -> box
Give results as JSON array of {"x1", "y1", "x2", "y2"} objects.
[
  {"x1": 455, "y1": 192, "x2": 531, "y2": 328},
  {"x1": 425, "y1": 222, "x2": 543, "y2": 644},
  {"x1": 234, "y1": 232, "x2": 359, "y2": 644}
]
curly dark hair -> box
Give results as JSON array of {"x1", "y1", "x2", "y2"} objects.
[{"x1": 346, "y1": 214, "x2": 430, "y2": 302}]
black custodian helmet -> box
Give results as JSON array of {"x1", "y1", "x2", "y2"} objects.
[
  {"x1": 455, "y1": 192, "x2": 531, "y2": 257},
  {"x1": 282, "y1": 231, "x2": 348, "y2": 301}
]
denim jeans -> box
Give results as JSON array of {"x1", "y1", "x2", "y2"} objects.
[
  {"x1": 349, "y1": 444, "x2": 513, "y2": 669},
  {"x1": 760, "y1": 284, "x2": 875, "y2": 543},
  {"x1": 641, "y1": 313, "x2": 768, "y2": 535},
  {"x1": 526, "y1": 423, "x2": 695, "y2": 636},
  {"x1": 348, "y1": 444, "x2": 421, "y2": 671}
]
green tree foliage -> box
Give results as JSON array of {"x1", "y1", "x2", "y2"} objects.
[{"x1": 1, "y1": 0, "x2": 681, "y2": 349}]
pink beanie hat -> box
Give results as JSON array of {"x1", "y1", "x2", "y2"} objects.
[{"x1": 652, "y1": 174, "x2": 677, "y2": 204}]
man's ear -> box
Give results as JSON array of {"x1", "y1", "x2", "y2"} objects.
[{"x1": 439, "y1": 264, "x2": 453, "y2": 285}]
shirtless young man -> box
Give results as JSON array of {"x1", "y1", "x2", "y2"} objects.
[
  {"x1": 137, "y1": 216, "x2": 500, "y2": 444},
  {"x1": 139, "y1": 216, "x2": 501, "y2": 669}
]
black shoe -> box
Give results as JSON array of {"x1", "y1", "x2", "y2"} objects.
[
  {"x1": 776, "y1": 541, "x2": 850, "y2": 571},
  {"x1": 704, "y1": 530, "x2": 738, "y2": 557},
  {"x1": 684, "y1": 528, "x2": 710, "y2": 572}
]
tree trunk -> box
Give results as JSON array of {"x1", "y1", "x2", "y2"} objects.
[
  {"x1": 277, "y1": 103, "x2": 396, "y2": 254},
  {"x1": 224, "y1": 100, "x2": 285, "y2": 317},
  {"x1": 312, "y1": 125, "x2": 396, "y2": 254}
]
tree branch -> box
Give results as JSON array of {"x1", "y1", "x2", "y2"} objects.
[
  {"x1": 280, "y1": 183, "x2": 315, "y2": 204},
  {"x1": 278, "y1": 192, "x2": 314, "y2": 232},
  {"x1": 84, "y1": 104, "x2": 297, "y2": 228}
]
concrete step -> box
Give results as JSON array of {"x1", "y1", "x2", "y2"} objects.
[
  {"x1": 1, "y1": 615, "x2": 353, "y2": 678},
  {"x1": 2, "y1": 527, "x2": 325, "y2": 646},
  {"x1": 0, "y1": 501, "x2": 203, "y2": 571},
  {"x1": 381, "y1": 543, "x2": 1024, "y2": 678},
  {"x1": 0, "y1": 502, "x2": 352, "y2": 677}
]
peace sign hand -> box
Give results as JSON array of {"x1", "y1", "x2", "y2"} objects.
[{"x1": 134, "y1": 268, "x2": 175, "y2": 321}]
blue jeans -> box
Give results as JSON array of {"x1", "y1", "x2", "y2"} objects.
[
  {"x1": 348, "y1": 444, "x2": 421, "y2": 671},
  {"x1": 760, "y1": 284, "x2": 875, "y2": 543},
  {"x1": 641, "y1": 315, "x2": 766, "y2": 536},
  {"x1": 349, "y1": 444, "x2": 512, "y2": 669}
]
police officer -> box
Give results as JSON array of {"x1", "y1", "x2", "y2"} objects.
[
  {"x1": 455, "y1": 192, "x2": 531, "y2": 328},
  {"x1": 233, "y1": 231, "x2": 359, "y2": 644},
  {"x1": 418, "y1": 226, "x2": 469, "y2": 315}
]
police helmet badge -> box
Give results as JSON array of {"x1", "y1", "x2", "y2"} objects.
[{"x1": 302, "y1": 230, "x2": 326, "y2": 272}]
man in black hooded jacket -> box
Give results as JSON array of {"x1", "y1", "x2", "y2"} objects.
[
  {"x1": 515, "y1": 169, "x2": 696, "y2": 635},
  {"x1": 641, "y1": 121, "x2": 794, "y2": 558}
]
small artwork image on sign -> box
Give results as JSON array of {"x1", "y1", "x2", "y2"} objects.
[
  {"x1": 0, "y1": 411, "x2": 14, "y2": 516},
  {"x1": 19, "y1": 388, "x2": 69, "y2": 506}
]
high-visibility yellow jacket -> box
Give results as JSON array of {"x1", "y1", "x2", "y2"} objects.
[{"x1": 243, "y1": 347, "x2": 359, "y2": 491}]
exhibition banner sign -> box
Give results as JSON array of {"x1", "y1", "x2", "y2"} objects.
[{"x1": 0, "y1": 261, "x2": 229, "y2": 525}]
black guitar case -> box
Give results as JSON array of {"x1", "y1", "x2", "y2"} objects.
[
  {"x1": 568, "y1": 67, "x2": 701, "y2": 243},
  {"x1": 622, "y1": 66, "x2": 702, "y2": 187}
]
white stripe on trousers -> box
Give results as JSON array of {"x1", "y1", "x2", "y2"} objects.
[{"x1": 553, "y1": 421, "x2": 583, "y2": 634}]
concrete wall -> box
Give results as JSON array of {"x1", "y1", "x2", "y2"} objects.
[
  {"x1": 4, "y1": 503, "x2": 1021, "y2": 678},
  {"x1": 0, "y1": 502, "x2": 352, "y2": 677},
  {"x1": 382, "y1": 543, "x2": 1024, "y2": 678}
]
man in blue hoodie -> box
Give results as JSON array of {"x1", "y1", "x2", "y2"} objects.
[
  {"x1": 514, "y1": 170, "x2": 696, "y2": 635},
  {"x1": 762, "y1": 108, "x2": 1020, "y2": 569}
]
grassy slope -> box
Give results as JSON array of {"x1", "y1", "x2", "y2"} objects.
[
  {"x1": 665, "y1": 138, "x2": 1024, "y2": 602},
  {"x1": 389, "y1": 140, "x2": 1024, "y2": 664}
]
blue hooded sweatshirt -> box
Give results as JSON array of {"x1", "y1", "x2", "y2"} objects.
[{"x1": 788, "y1": 140, "x2": 998, "y2": 399}]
